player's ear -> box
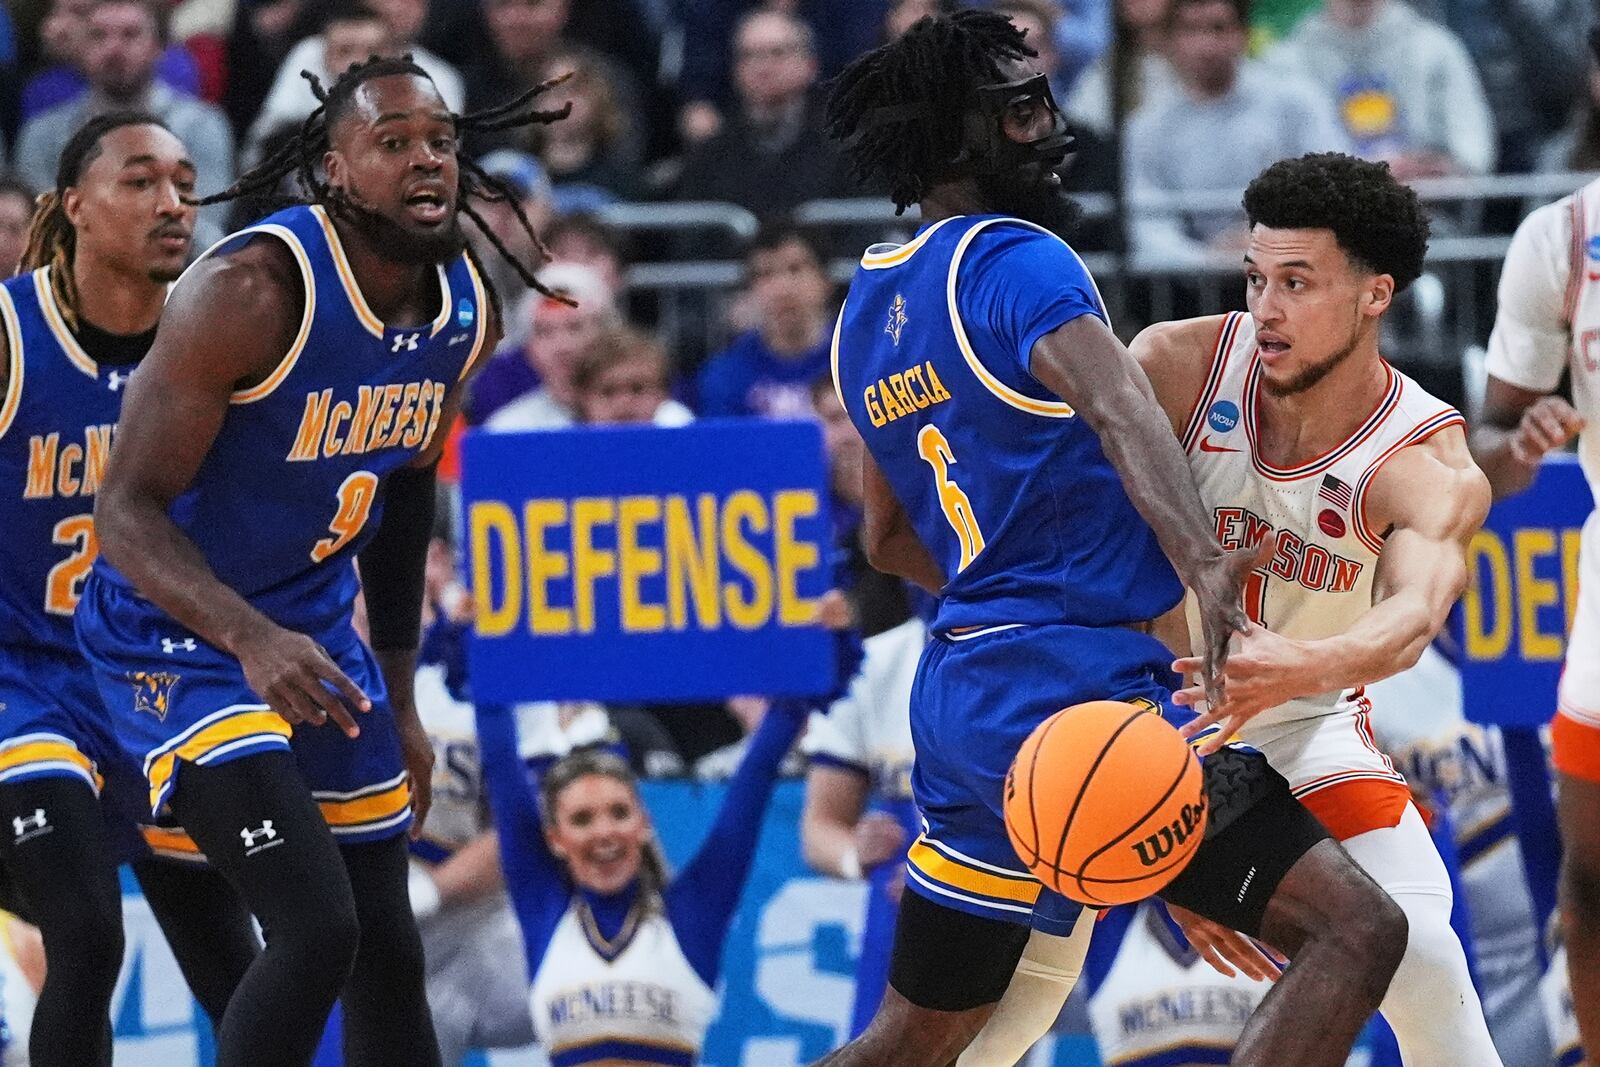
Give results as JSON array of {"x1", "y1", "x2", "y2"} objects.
[
  {"x1": 1363, "y1": 273, "x2": 1394, "y2": 319},
  {"x1": 61, "y1": 186, "x2": 84, "y2": 231},
  {"x1": 323, "y1": 149, "x2": 347, "y2": 192}
]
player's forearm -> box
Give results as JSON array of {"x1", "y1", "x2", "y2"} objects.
[
  {"x1": 371, "y1": 646, "x2": 422, "y2": 727},
  {"x1": 1469, "y1": 422, "x2": 1539, "y2": 500},
  {"x1": 802, "y1": 813, "x2": 861, "y2": 877},
  {"x1": 96, "y1": 488, "x2": 278, "y2": 654},
  {"x1": 864, "y1": 528, "x2": 945, "y2": 594},
  {"x1": 428, "y1": 831, "x2": 506, "y2": 907},
  {"x1": 1304, "y1": 595, "x2": 1436, "y2": 693}
]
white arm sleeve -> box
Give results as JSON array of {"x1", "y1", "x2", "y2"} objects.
[{"x1": 1485, "y1": 199, "x2": 1574, "y2": 393}]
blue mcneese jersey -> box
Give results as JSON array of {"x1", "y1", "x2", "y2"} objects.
[
  {"x1": 0, "y1": 268, "x2": 133, "y2": 652},
  {"x1": 833, "y1": 215, "x2": 1180, "y2": 631},
  {"x1": 90, "y1": 204, "x2": 490, "y2": 637}
]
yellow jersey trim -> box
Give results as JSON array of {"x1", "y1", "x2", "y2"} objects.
[
  {"x1": 0, "y1": 285, "x2": 24, "y2": 441},
  {"x1": 457, "y1": 253, "x2": 492, "y2": 383},
  {"x1": 906, "y1": 838, "x2": 1041, "y2": 905},
  {"x1": 33, "y1": 268, "x2": 97, "y2": 378},
  {"x1": 312, "y1": 205, "x2": 451, "y2": 340},
  {"x1": 945, "y1": 218, "x2": 1078, "y2": 419},
  {"x1": 860, "y1": 215, "x2": 964, "y2": 270},
  {"x1": 140, "y1": 824, "x2": 205, "y2": 861},
  {"x1": 146, "y1": 709, "x2": 293, "y2": 813},
  {"x1": 226, "y1": 223, "x2": 318, "y2": 404},
  {"x1": 828, "y1": 301, "x2": 848, "y2": 410},
  {"x1": 316, "y1": 776, "x2": 411, "y2": 827}
]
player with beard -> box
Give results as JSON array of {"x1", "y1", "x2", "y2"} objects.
[
  {"x1": 0, "y1": 110, "x2": 259, "y2": 1067},
  {"x1": 820, "y1": 13, "x2": 1406, "y2": 1066},
  {"x1": 74, "y1": 56, "x2": 569, "y2": 1067},
  {"x1": 1127, "y1": 154, "x2": 1499, "y2": 1066}
]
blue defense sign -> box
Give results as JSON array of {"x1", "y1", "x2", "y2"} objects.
[
  {"x1": 461, "y1": 421, "x2": 834, "y2": 703},
  {"x1": 1457, "y1": 455, "x2": 1592, "y2": 726}
]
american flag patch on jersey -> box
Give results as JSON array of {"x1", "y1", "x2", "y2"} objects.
[{"x1": 1319, "y1": 474, "x2": 1353, "y2": 509}]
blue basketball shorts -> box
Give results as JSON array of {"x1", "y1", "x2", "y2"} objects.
[
  {"x1": 0, "y1": 642, "x2": 195, "y2": 864},
  {"x1": 76, "y1": 576, "x2": 412, "y2": 844},
  {"x1": 904, "y1": 621, "x2": 1179, "y2": 935}
]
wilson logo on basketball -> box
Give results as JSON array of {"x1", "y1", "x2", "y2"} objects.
[{"x1": 1131, "y1": 798, "x2": 1206, "y2": 868}]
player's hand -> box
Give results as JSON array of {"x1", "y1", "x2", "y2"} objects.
[
  {"x1": 1171, "y1": 625, "x2": 1318, "y2": 755},
  {"x1": 1509, "y1": 396, "x2": 1584, "y2": 467},
  {"x1": 1165, "y1": 902, "x2": 1286, "y2": 982},
  {"x1": 397, "y1": 713, "x2": 435, "y2": 838},
  {"x1": 1185, "y1": 541, "x2": 1272, "y2": 709},
  {"x1": 235, "y1": 622, "x2": 369, "y2": 737},
  {"x1": 854, "y1": 811, "x2": 908, "y2": 870}
]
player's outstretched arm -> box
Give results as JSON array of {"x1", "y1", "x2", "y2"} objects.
[
  {"x1": 1175, "y1": 427, "x2": 1491, "y2": 747},
  {"x1": 1031, "y1": 315, "x2": 1254, "y2": 703},
  {"x1": 96, "y1": 240, "x2": 370, "y2": 736}
]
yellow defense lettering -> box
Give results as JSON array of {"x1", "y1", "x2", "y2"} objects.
[
  {"x1": 864, "y1": 386, "x2": 886, "y2": 428},
  {"x1": 82, "y1": 424, "x2": 111, "y2": 496},
  {"x1": 324, "y1": 401, "x2": 353, "y2": 457},
  {"x1": 1463, "y1": 531, "x2": 1511, "y2": 659},
  {"x1": 56, "y1": 442, "x2": 82, "y2": 497},
  {"x1": 773, "y1": 489, "x2": 821, "y2": 625},
  {"x1": 525, "y1": 500, "x2": 572, "y2": 635},
  {"x1": 721, "y1": 490, "x2": 773, "y2": 630},
  {"x1": 469, "y1": 502, "x2": 521, "y2": 637},
  {"x1": 1514, "y1": 529, "x2": 1563, "y2": 660},
  {"x1": 665, "y1": 494, "x2": 720, "y2": 630},
  {"x1": 618, "y1": 496, "x2": 665, "y2": 633},
  {"x1": 571, "y1": 497, "x2": 617, "y2": 635},
  {"x1": 25, "y1": 433, "x2": 58, "y2": 499},
  {"x1": 288, "y1": 389, "x2": 332, "y2": 461},
  {"x1": 1565, "y1": 528, "x2": 1583, "y2": 636}
]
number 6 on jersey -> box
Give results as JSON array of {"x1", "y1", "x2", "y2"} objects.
[{"x1": 917, "y1": 424, "x2": 985, "y2": 571}]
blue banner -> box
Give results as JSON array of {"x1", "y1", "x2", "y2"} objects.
[
  {"x1": 1456, "y1": 455, "x2": 1592, "y2": 727},
  {"x1": 460, "y1": 422, "x2": 834, "y2": 704}
]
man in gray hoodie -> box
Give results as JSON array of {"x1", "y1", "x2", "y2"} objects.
[{"x1": 1266, "y1": 0, "x2": 1496, "y2": 178}]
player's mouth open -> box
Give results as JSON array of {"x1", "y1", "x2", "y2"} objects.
[
  {"x1": 404, "y1": 188, "x2": 449, "y2": 224},
  {"x1": 1258, "y1": 335, "x2": 1291, "y2": 360}
]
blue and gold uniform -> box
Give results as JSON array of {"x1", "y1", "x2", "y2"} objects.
[
  {"x1": 0, "y1": 268, "x2": 138, "y2": 804},
  {"x1": 832, "y1": 215, "x2": 1183, "y2": 933},
  {"x1": 76, "y1": 203, "x2": 490, "y2": 842}
]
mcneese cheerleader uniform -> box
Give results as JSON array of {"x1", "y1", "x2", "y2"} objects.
[{"x1": 478, "y1": 699, "x2": 809, "y2": 1065}]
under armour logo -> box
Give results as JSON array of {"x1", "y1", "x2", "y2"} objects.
[
  {"x1": 391, "y1": 333, "x2": 421, "y2": 353},
  {"x1": 240, "y1": 820, "x2": 281, "y2": 855},
  {"x1": 106, "y1": 370, "x2": 128, "y2": 392},
  {"x1": 447, "y1": 332, "x2": 469, "y2": 346},
  {"x1": 161, "y1": 637, "x2": 196, "y2": 654},
  {"x1": 12, "y1": 809, "x2": 48, "y2": 841}
]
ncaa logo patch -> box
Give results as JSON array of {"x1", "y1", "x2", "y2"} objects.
[
  {"x1": 457, "y1": 297, "x2": 475, "y2": 329},
  {"x1": 1207, "y1": 400, "x2": 1240, "y2": 434}
]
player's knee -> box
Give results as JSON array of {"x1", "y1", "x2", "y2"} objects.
[
  {"x1": 1564, "y1": 857, "x2": 1600, "y2": 924},
  {"x1": 42, "y1": 896, "x2": 124, "y2": 991},
  {"x1": 1335, "y1": 889, "x2": 1408, "y2": 994}
]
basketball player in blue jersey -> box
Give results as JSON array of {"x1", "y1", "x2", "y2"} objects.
[
  {"x1": 818, "y1": 12, "x2": 1408, "y2": 1066},
  {"x1": 76, "y1": 57, "x2": 572, "y2": 1067},
  {"x1": 0, "y1": 111, "x2": 260, "y2": 1067}
]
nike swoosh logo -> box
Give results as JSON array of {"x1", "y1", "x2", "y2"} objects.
[{"x1": 1199, "y1": 437, "x2": 1240, "y2": 453}]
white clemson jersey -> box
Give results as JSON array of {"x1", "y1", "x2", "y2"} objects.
[
  {"x1": 1182, "y1": 312, "x2": 1464, "y2": 735},
  {"x1": 1487, "y1": 177, "x2": 1600, "y2": 501},
  {"x1": 528, "y1": 902, "x2": 716, "y2": 1066}
]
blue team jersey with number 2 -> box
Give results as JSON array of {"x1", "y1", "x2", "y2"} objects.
[
  {"x1": 832, "y1": 215, "x2": 1181, "y2": 632},
  {"x1": 87, "y1": 203, "x2": 490, "y2": 639}
]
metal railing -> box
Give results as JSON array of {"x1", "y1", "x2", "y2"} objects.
[{"x1": 599, "y1": 172, "x2": 1599, "y2": 370}]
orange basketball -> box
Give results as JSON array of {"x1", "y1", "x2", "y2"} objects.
[{"x1": 1004, "y1": 700, "x2": 1207, "y2": 906}]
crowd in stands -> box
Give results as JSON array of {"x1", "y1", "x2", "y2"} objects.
[{"x1": 0, "y1": 0, "x2": 1591, "y2": 766}]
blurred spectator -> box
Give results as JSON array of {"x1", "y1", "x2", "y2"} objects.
[
  {"x1": 545, "y1": 212, "x2": 629, "y2": 295},
  {"x1": 1067, "y1": 0, "x2": 1177, "y2": 134},
  {"x1": 25, "y1": 0, "x2": 200, "y2": 122},
  {"x1": 1408, "y1": 0, "x2": 1590, "y2": 173},
  {"x1": 993, "y1": 0, "x2": 1072, "y2": 104},
  {"x1": 480, "y1": 262, "x2": 620, "y2": 430},
  {"x1": 675, "y1": 10, "x2": 854, "y2": 218},
  {"x1": 463, "y1": 0, "x2": 646, "y2": 160},
  {"x1": 1541, "y1": 50, "x2": 1600, "y2": 173},
  {"x1": 533, "y1": 46, "x2": 645, "y2": 202},
  {"x1": 571, "y1": 326, "x2": 693, "y2": 427},
  {"x1": 16, "y1": 0, "x2": 235, "y2": 225},
  {"x1": 884, "y1": 0, "x2": 956, "y2": 39},
  {"x1": 1124, "y1": 0, "x2": 1345, "y2": 267},
  {"x1": 696, "y1": 226, "x2": 834, "y2": 419},
  {"x1": 168, "y1": 0, "x2": 235, "y2": 103},
  {"x1": 1248, "y1": 0, "x2": 1318, "y2": 48},
  {"x1": 991, "y1": 0, "x2": 1110, "y2": 100},
  {"x1": 0, "y1": 179, "x2": 35, "y2": 278},
  {"x1": 245, "y1": 0, "x2": 464, "y2": 161},
  {"x1": 1265, "y1": 0, "x2": 1496, "y2": 178},
  {"x1": 465, "y1": 149, "x2": 556, "y2": 329},
  {"x1": 223, "y1": 0, "x2": 314, "y2": 134}
]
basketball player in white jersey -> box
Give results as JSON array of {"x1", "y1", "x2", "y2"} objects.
[
  {"x1": 1130, "y1": 152, "x2": 1500, "y2": 1067},
  {"x1": 1472, "y1": 41, "x2": 1600, "y2": 1042}
]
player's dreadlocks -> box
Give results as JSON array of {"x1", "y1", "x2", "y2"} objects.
[
  {"x1": 826, "y1": 11, "x2": 1034, "y2": 214},
  {"x1": 21, "y1": 110, "x2": 169, "y2": 331},
  {"x1": 196, "y1": 54, "x2": 575, "y2": 324}
]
